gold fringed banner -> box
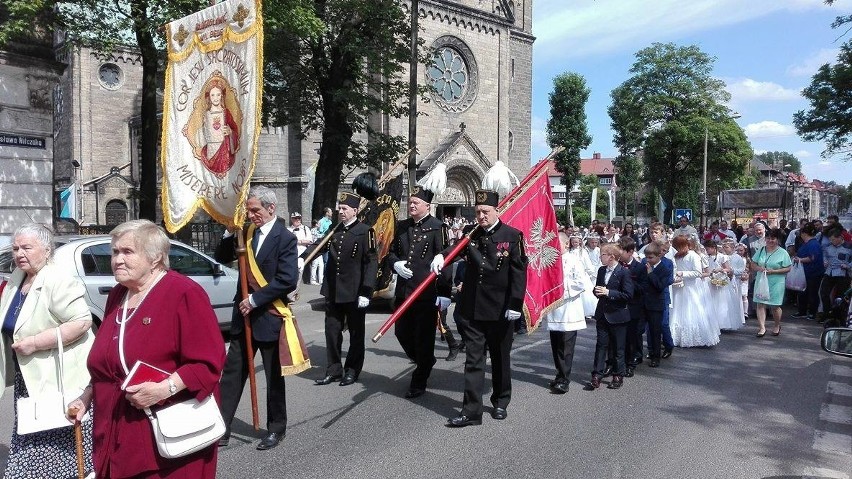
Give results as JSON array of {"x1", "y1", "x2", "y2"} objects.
[{"x1": 160, "y1": 0, "x2": 264, "y2": 233}]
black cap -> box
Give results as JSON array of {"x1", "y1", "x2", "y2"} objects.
[
  {"x1": 338, "y1": 192, "x2": 361, "y2": 209},
  {"x1": 475, "y1": 189, "x2": 498, "y2": 207},
  {"x1": 410, "y1": 186, "x2": 434, "y2": 203}
]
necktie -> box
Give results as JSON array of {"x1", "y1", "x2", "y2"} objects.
[{"x1": 252, "y1": 228, "x2": 261, "y2": 255}]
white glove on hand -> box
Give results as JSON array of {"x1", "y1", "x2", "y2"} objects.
[
  {"x1": 430, "y1": 254, "x2": 445, "y2": 274},
  {"x1": 505, "y1": 310, "x2": 522, "y2": 321},
  {"x1": 297, "y1": 258, "x2": 305, "y2": 270},
  {"x1": 357, "y1": 296, "x2": 370, "y2": 309},
  {"x1": 435, "y1": 296, "x2": 451, "y2": 311},
  {"x1": 394, "y1": 261, "x2": 413, "y2": 279}
]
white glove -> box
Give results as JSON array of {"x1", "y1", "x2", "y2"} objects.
[
  {"x1": 394, "y1": 261, "x2": 413, "y2": 279},
  {"x1": 298, "y1": 258, "x2": 305, "y2": 270},
  {"x1": 505, "y1": 310, "x2": 522, "y2": 321},
  {"x1": 430, "y1": 254, "x2": 445, "y2": 274},
  {"x1": 357, "y1": 296, "x2": 370, "y2": 309},
  {"x1": 436, "y1": 296, "x2": 451, "y2": 311}
]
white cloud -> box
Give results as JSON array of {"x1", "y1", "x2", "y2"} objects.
[
  {"x1": 744, "y1": 121, "x2": 796, "y2": 138},
  {"x1": 725, "y1": 78, "x2": 800, "y2": 102},
  {"x1": 819, "y1": 160, "x2": 832, "y2": 166},
  {"x1": 794, "y1": 150, "x2": 813, "y2": 158},
  {"x1": 533, "y1": 0, "x2": 838, "y2": 61},
  {"x1": 787, "y1": 48, "x2": 841, "y2": 77}
]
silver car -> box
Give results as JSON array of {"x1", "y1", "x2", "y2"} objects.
[{"x1": 0, "y1": 235, "x2": 238, "y2": 330}]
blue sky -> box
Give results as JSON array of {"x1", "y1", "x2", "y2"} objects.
[{"x1": 529, "y1": 0, "x2": 852, "y2": 185}]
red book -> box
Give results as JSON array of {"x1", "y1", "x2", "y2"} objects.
[{"x1": 121, "y1": 360, "x2": 171, "y2": 390}]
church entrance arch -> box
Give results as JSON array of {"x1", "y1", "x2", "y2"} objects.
[{"x1": 435, "y1": 164, "x2": 481, "y2": 221}]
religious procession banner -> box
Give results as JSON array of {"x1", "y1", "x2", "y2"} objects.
[
  {"x1": 500, "y1": 160, "x2": 565, "y2": 331},
  {"x1": 160, "y1": 0, "x2": 263, "y2": 233},
  {"x1": 358, "y1": 173, "x2": 404, "y2": 297}
]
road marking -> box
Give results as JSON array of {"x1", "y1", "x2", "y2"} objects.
[
  {"x1": 802, "y1": 466, "x2": 849, "y2": 479},
  {"x1": 829, "y1": 364, "x2": 852, "y2": 378},
  {"x1": 819, "y1": 404, "x2": 852, "y2": 426},
  {"x1": 510, "y1": 339, "x2": 549, "y2": 355},
  {"x1": 813, "y1": 430, "x2": 852, "y2": 454},
  {"x1": 827, "y1": 381, "x2": 852, "y2": 397}
]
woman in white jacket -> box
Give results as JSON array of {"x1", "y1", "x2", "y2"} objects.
[{"x1": 546, "y1": 233, "x2": 588, "y2": 394}]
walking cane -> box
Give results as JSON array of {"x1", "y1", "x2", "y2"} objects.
[{"x1": 67, "y1": 406, "x2": 85, "y2": 479}]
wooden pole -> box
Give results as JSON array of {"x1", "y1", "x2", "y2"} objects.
[
  {"x1": 236, "y1": 232, "x2": 261, "y2": 431},
  {"x1": 407, "y1": 0, "x2": 419, "y2": 193},
  {"x1": 67, "y1": 406, "x2": 85, "y2": 479}
]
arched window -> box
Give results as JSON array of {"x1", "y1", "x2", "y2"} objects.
[{"x1": 105, "y1": 199, "x2": 128, "y2": 226}]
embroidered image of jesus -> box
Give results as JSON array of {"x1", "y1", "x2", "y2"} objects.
[{"x1": 182, "y1": 72, "x2": 243, "y2": 178}]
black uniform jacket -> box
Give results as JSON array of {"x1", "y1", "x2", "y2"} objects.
[
  {"x1": 385, "y1": 214, "x2": 452, "y2": 303},
  {"x1": 593, "y1": 263, "x2": 634, "y2": 325},
  {"x1": 624, "y1": 258, "x2": 648, "y2": 318},
  {"x1": 302, "y1": 220, "x2": 378, "y2": 303},
  {"x1": 214, "y1": 217, "x2": 298, "y2": 342},
  {"x1": 449, "y1": 221, "x2": 527, "y2": 322}
]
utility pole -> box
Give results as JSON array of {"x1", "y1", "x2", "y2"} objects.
[{"x1": 407, "y1": 0, "x2": 419, "y2": 193}]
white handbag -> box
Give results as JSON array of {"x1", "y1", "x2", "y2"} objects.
[
  {"x1": 118, "y1": 291, "x2": 225, "y2": 459},
  {"x1": 144, "y1": 395, "x2": 226, "y2": 459},
  {"x1": 17, "y1": 329, "x2": 74, "y2": 435}
]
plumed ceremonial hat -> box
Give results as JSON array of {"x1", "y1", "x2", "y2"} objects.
[
  {"x1": 410, "y1": 185, "x2": 435, "y2": 203},
  {"x1": 338, "y1": 192, "x2": 361, "y2": 209},
  {"x1": 474, "y1": 189, "x2": 499, "y2": 207}
]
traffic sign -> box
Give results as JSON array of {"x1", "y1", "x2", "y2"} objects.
[{"x1": 675, "y1": 208, "x2": 693, "y2": 222}]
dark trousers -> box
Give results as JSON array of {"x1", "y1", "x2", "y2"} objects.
[
  {"x1": 593, "y1": 317, "x2": 627, "y2": 376},
  {"x1": 219, "y1": 335, "x2": 287, "y2": 435},
  {"x1": 460, "y1": 318, "x2": 513, "y2": 416},
  {"x1": 395, "y1": 300, "x2": 438, "y2": 390},
  {"x1": 625, "y1": 309, "x2": 644, "y2": 364},
  {"x1": 798, "y1": 274, "x2": 822, "y2": 315},
  {"x1": 549, "y1": 330, "x2": 577, "y2": 382},
  {"x1": 645, "y1": 309, "x2": 664, "y2": 359},
  {"x1": 819, "y1": 275, "x2": 850, "y2": 317},
  {"x1": 661, "y1": 290, "x2": 674, "y2": 350},
  {"x1": 325, "y1": 301, "x2": 366, "y2": 377},
  {"x1": 439, "y1": 308, "x2": 462, "y2": 350}
]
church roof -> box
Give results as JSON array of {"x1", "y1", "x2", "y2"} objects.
[{"x1": 418, "y1": 125, "x2": 490, "y2": 173}]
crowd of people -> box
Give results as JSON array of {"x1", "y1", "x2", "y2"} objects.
[{"x1": 3, "y1": 191, "x2": 851, "y2": 476}]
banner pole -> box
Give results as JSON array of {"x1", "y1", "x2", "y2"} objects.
[{"x1": 236, "y1": 232, "x2": 261, "y2": 431}]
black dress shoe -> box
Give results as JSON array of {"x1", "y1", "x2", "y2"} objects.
[
  {"x1": 492, "y1": 407, "x2": 507, "y2": 420},
  {"x1": 607, "y1": 375, "x2": 624, "y2": 389},
  {"x1": 661, "y1": 349, "x2": 673, "y2": 359},
  {"x1": 404, "y1": 388, "x2": 425, "y2": 399},
  {"x1": 633, "y1": 357, "x2": 643, "y2": 365},
  {"x1": 601, "y1": 365, "x2": 614, "y2": 377},
  {"x1": 648, "y1": 359, "x2": 660, "y2": 368},
  {"x1": 446, "y1": 347, "x2": 460, "y2": 361},
  {"x1": 446, "y1": 414, "x2": 482, "y2": 427},
  {"x1": 256, "y1": 432, "x2": 283, "y2": 450},
  {"x1": 550, "y1": 381, "x2": 569, "y2": 394},
  {"x1": 583, "y1": 374, "x2": 601, "y2": 391},
  {"x1": 624, "y1": 367, "x2": 635, "y2": 378},
  {"x1": 339, "y1": 373, "x2": 357, "y2": 386},
  {"x1": 314, "y1": 375, "x2": 342, "y2": 385}
]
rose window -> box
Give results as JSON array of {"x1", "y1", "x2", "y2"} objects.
[{"x1": 427, "y1": 47, "x2": 469, "y2": 104}]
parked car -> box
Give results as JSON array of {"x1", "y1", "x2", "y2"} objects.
[
  {"x1": 0, "y1": 235, "x2": 238, "y2": 330},
  {"x1": 821, "y1": 327, "x2": 852, "y2": 358}
]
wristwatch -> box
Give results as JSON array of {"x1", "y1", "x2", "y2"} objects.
[{"x1": 167, "y1": 378, "x2": 177, "y2": 396}]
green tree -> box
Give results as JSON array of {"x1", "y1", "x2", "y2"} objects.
[
  {"x1": 613, "y1": 153, "x2": 642, "y2": 219},
  {"x1": 754, "y1": 151, "x2": 802, "y2": 174},
  {"x1": 608, "y1": 42, "x2": 753, "y2": 223},
  {"x1": 265, "y1": 0, "x2": 414, "y2": 218},
  {"x1": 793, "y1": 43, "x2": 852, "y2": 161},
  {"x1": 546, "y1": 72, "x2": 592, "y2": 190}
]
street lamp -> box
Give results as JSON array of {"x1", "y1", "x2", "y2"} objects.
[{"x1": 782, "y1": 163, "x2": 791, "y2": 221}]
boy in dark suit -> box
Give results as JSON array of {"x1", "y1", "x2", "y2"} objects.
[
  {"x1": 640, "y1": 240, "x2": 674, "y2": 368},
  {"x1": 618, "y1": 237, "x2": 647, "y2": 377}
]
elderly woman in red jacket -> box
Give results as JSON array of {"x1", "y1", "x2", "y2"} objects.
[{"x1": 70, "y1": 220, "x2": 225, "y2": 478}]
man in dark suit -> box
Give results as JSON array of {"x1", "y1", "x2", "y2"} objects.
[
  {"x1": 215, "y1": 185, "x2": 299, "y2": 451},
  {"x1": 586, "y1": 242, "x2": 634, "y2": 390},
  {"x1": 640, "y1": 240, "x2": 674, "y2": 368},
  {"x1": 385, "y1": 186, "x2": 452, "y2": 398},
  {"x1": 304, "y1": 192, "x2": 378, "y2": 386},
  {"x1": 434, "y1": 190, "x2": 527, "y2": 427},
  {"x1": 619, "y1": 237, "x2": 647, "y2": 377}
]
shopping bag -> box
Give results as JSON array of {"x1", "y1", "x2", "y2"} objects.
[
  {"x1": 754, "y1": 271, "x2": 771, "y2": 302},
  {"x1": 785, "y1": 262, "x2": 807, "y2": 292}
]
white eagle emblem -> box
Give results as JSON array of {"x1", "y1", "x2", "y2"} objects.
[{"x1": 524, "y1": 218, "x2": 559, "y2": 276}]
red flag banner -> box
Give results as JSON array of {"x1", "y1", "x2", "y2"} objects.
[{"x1": 499, "y1": 161, "x2": 564, "y2": 331}]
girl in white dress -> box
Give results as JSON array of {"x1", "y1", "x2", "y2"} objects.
[
  {"x1": 705, "y1": 240, "x2": 743, "y2": 330},
  {"x1": 726, "y1": 240, "x2": 750, "y2": 323},
  {"x1": 546, "y1": 233, "x2": 588, "y2": 393},
  {"x1": 690, "y1": 237, "x2": 719, "y2": 333},
  {"x1": 670, "y1": 236, "x2": 720, "y2": 347},
  {"x1": 568, "y1": 235, "x2": 597, "y2": 317}
]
